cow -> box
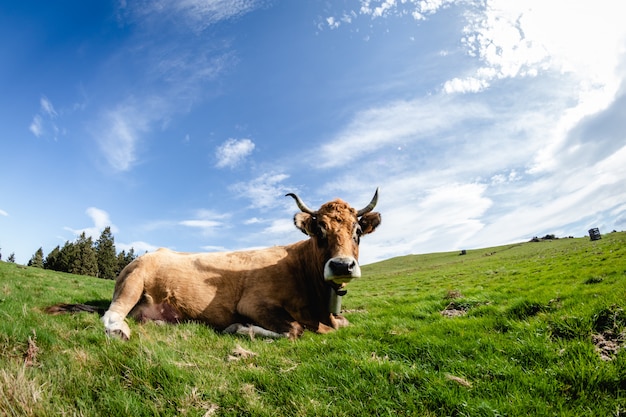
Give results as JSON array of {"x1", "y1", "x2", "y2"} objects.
[{"x1": 47, "y1": 189, "x2": 381, "y2": 340}]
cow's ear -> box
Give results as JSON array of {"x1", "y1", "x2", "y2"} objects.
[
  {"x1": 359, "y1": 212, "x2": 381, "y2": 235},
  {"x1": 294, "y1": 212, "x2": 315, "y2": 236}
]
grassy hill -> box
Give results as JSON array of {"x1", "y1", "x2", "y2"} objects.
[{"x1": 1, "y1": 232, "x2": 625, "y2": 416}]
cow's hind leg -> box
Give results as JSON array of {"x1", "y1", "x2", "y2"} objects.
[
  {"x1": 228, "y1": 305, "x2": 304, "y2": 339},
  {"x1": 223, "y1": 323, "x2": 286, "y2": 339}
]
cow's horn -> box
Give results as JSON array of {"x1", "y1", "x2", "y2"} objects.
[
  {"x1": 357, "y1": 188, "x2": 379, "y2": 217},
  {"x1": 285, "y1": 193, "x2": 316, "y2": 215}
]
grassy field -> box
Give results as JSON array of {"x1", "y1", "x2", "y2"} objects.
[{"x1": 1, "y1": 232, "x2": 626, "y2": 416}]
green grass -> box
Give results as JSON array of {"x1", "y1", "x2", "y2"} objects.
[{"x1": 1, "y1": 232, "x2": 626, "y2": 416}]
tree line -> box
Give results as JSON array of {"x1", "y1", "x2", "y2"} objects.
[{"x1": 24, "y1": 226, "x2": 137, "y2": 280}]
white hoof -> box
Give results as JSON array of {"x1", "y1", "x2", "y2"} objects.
[{"x1": 102, "y1": 311, "x2": 131, "y2": 341}]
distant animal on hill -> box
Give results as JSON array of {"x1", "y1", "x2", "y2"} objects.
[{"x1": 47, "y1": 189, "x2": 381, "y2": 340}]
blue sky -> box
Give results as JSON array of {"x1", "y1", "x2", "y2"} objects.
[{"x1": 1, "y1": 0, "x2": 625, "y2": 265}]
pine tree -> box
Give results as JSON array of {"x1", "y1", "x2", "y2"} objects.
[
  {"x1": 95, "y1": 226, "x2": 117, "y2": 280},
  {"x1": 116, "y1": 250, "x2": 127, "y2": 275},
  {"x1": 116, "y1": 247, "x2": 137, "y2": 275},
  {"x1": 70, "y1": 233, "x2": 98, "y2": 277},
  {"x1": 28, "y1": 247, "x2": 44, "y2": 268},
  {"x1": 44, "y1": 246, "x2": 62, "y2": 271},
  {"x1": 125, "y1": 248, "x2": 136, "y2": 265},
  {"x1": 58, "y1": 241, "x2": 76, "y2": 273}
]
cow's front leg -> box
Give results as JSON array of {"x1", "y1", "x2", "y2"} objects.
[
  {"x1": 297, "y1": 312, "x2": 349, "y2": 334},
  {"x1": 332, "y1": 314, "x2": 350, "y2": 328},
  {"x1": 102, "y1": 310, "x2": 132, "y2": 341}
]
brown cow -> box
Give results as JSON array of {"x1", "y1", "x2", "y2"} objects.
[{"x1": 50, "y1": 189, "x2": 381, "y2": 340}]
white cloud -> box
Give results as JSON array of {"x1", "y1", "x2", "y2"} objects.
[
  {"x1": 29, "y1": 115, "x2": 43, "y2": 137},
  {"x1": 466, "y1": 154, "x2": 626, "y2": 247},
  {"x1": 94, "y1": 99, "x2": 155, "y2": 172},
  {"x1": 360, "y1": 181, "x2": 492, "y2": 264},
  {"x1": 325, "y1": 0, "x2": 454, "y2": 26},
  {"x1": 117, "y1": 241, "x2": 159, "y2": 254},
  {"x1": 490, "y1": 170, "x2": 520, "y2": 186},
  {"x1": 65, "y1": 207, "x2": 118, "y2": 240},
  {"x1": 97, "y1": 110, "x2": 141, "y2": 171},
  {"x1": 215, "y1": 138, "x2": 255, "y2": 168},
  {"x1": 201, "y1": 245, "x2": 229, "y2": 252},
  {"x1": 0, "y1": 209, "x2": 8, "y2": 217},
  {"x1": 122, "y1": 0, "x2": 261, "y2": 33},
  {"x1": 171, "y1": 0, "x2": 261, "y2": 32},
  {"x1": 87, "y1": 207, "x2": 116, "y2": 231},
  {"x1": 317, "y1": 96, "x2": 490, "y2": 168},
  {"x1": 326, "y1": 16, "x2": 340, "y2": 29},
  {"x1": 179, "y1": 219, "x2": 222, "y2": 229},
  {"x1": 324, "y1": 0, "x2": 625, "y2": 105},
  {"x1": 178, "y1": 209, "x2": 231, "y2": 235},
  {"x1": 443, "y1": 76, "x2": 490, "y2": 94},
  {"x1": 231, "y1": 173, "x2": 291, "y2": 209},
  {"x1": 450, "y1": 0, "x2": 626, "y2": 102},
  {"x1": 29, "y1": 96, "x2": 64, "y2": 139},
  {"x1": 261, "y1": 218, "x2": 295, "y2": 236},
  {"x1": 371, "y1": 0, "x2": 397, "y2": 18},
  {"x1": 92, "y1": 0, "x2": 257, "y2": 173},
  {"x1": 40, "y1": 96, "x2": 58, "y2": 118}
]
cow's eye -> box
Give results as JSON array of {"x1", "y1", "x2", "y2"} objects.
[
  {"x1": 316, "y1": 221, "x2": 328, "y2": 239},
  {"x1": 353, "y1": 224, "x2": 362, "y2": 244}
]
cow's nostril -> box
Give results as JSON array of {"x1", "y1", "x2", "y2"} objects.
[
  {"x1": 329, "y1": 258, "x2": 357, "y2": 276},
  {"x1": 330, "y1": 260, "x2": 345, "y2": 275},
  {"x1": 324, "y1": 257, "x2": 362, "y2": 282}
]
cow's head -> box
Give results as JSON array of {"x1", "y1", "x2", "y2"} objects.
[{"x1": 286, "y1": 189, "x2": 381, "y2": 284}]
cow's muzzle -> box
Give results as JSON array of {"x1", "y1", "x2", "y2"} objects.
[{"x1": 324, "y1": 256, "x2": 361, "y2": 283}]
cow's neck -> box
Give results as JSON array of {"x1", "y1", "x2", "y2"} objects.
[{"x1": 290, "y1": 239, "x2": 341, "y2": 314}]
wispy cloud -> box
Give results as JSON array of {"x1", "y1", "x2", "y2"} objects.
[
  {"x1": 179, "y1": 219, "x2": 222, "y2": 230},
  {"x1": 40, "y1": 96, "x2": 58, "y2": 118},
  {"x1": 357, "y1": 180, "x2": 492, "y2": 262},
  {"x1": 65, "y1": 207, "x2": 118, "y2": 240},
  {"x1": 201, "y1": 245, "x2": 229, "y2": 252},
  {"x1": 260, "y1": 218, "x2": 295, "y2": 236},
  {"x1": 117, "y1": 241, "x2": 159, "y2": 254},
  {"x1": 29, "y1": 115, "x2": 43, "y2": 137},
  {"x1": 0, "y1": 209, "x2": 8, "y2": 217},
  {"x1": 231, "y1": 173, "x2": 291, "y2": 210},
  {"x1": 173, "y1": 0, "x2": 262, "y2": 32},
  {"x1": 322, "y1": 0, "x2": 454, "y2": 29},
  {"x1": 94, "y1": 99, "x2": 154, "y2": 172},
  {"x1": 179, "y1": 209, "x2": 231, "y2": 234},
  {"x1": 91, "y1": 1, "x2": 261, "y2": 172},
  {"x1": 443, "y1": 77, "x2": 489, "y2": 94},
  {"x1": 215, "y1": 138, "x2": 255, "y2": 168},
  {"x1": 317, "y1": 96, "x2": 490, "y2": 168},
  {"x1": 123, "y1": 0, "x2": 262, "y2": 33},
  {"x1": 29, "y1": 95, "x2": 64, "y2": 140}
]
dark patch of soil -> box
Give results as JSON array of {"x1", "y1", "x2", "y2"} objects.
[{"x1": 593, "y1": 331, "x2": 624, "y2": 361}]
